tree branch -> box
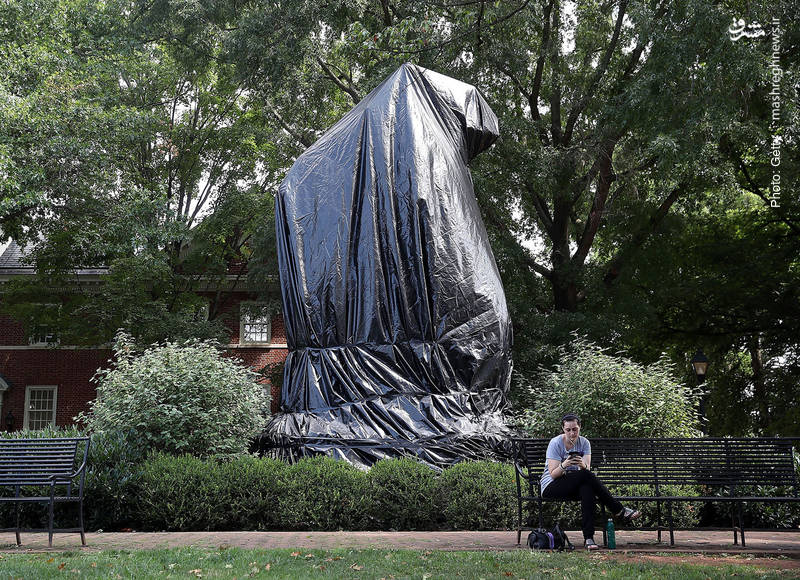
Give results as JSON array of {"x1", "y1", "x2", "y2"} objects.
[
  {"x1": 602, "y1": 183, "x2": 684, "y2": 286},
  {"x1": 731, "y1": 151, "x2": 800, "y2": 235},
  {"x1": 530, "y1": 0, "x2": 554, "y2": 146},
  {"x1": 316, "y1": 57, "x2": 361, "y2": 104},
  {"x1": 264, "y1": 99, "x2": 314, "y2": 149},
  {"x1": 572, "y1": 137, "x2": 618, "y2": 266},
  {"x1": 563, "y1": 0, "x2": 627, "y2": 146},
  {"x1": 481, "y1": 198, "x2": 553, "y2": 280}
]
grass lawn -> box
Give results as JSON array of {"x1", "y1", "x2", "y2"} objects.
[{"x1": 0, "y1": 547, "x2": 794, "y2": 579}]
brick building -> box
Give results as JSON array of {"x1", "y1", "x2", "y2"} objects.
[{"x1": 0, "y1": 241, "x2": 287, "y2": 431}]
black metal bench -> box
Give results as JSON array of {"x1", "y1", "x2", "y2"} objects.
[
  {"x1": 0, "y1": 437, "x2": 91, "y2": 547},
  {"x1": 514, "y1": 437, "x2": 800, "y2": 547}
]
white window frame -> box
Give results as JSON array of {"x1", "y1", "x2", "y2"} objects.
[
  {"x1": 240, "y1": 302, "x2": 272, "y2": 345},
  {"x1": 23, "y1": 385, "x2": 58, "y2": 430}
]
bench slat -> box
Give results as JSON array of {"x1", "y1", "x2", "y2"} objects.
[
  {"x1": 514, "y1": 437, "x2": 800, "y2": 548},
  {"x1": 0, "y1": 437, "x2": 90, "y2": 547}
]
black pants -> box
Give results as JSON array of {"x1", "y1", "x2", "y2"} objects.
[{"x1": 542, "y1": 469, "x2": 624, "y2": 540}]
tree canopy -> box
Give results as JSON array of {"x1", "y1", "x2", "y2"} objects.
[{"x1": 1, "y1": 0, "x2": 796, "y2": 435}]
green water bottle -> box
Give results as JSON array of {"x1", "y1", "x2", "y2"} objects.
[{"x1": 606, "y1": 518, "x2": 616, "y2": 549}]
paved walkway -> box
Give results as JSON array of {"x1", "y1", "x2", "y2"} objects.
[{"x1": 1, "y1": 530, "x2": 799, "y2": 558}]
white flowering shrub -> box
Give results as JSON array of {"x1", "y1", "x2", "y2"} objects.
[{"x1": 80, "y1": 332, "x2": 269, "y2": 457}]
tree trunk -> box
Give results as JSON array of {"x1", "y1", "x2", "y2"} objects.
[{"x1": 748, "y1": 334, "x2": 770, "y2": 433}]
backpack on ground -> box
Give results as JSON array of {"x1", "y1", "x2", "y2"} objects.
[{"x1": 527, "y1": 523, "x2": 574, "y2": 551}]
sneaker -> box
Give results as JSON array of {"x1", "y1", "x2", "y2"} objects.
[
  {"x1": 617, "y1": 507, "x2": 641, "y2": 522},
  {"x1": 584, "y1": 538, "x2": 600, "y2": 551}
]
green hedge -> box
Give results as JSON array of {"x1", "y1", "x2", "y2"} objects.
[
  {"x1": 129, "y1": 455, "x2": 516, "y2": 532},
  {"x1": 4, "y1": 430, "x2": 798, "y2": 532},
  {"x1": 367, "y1": 457, "x2": 440, "y2": 530}
]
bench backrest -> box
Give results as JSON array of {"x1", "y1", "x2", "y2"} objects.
[
  {"x1": 0, "y1": 437, "x2": 90, "y2": 487},
  {"x1": 516, "y1": 437, "x2": 800, "y2": 492}
]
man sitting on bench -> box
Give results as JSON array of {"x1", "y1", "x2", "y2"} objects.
[{"x1": 541, "y1": 414, "x2": 641, "y2": 550}]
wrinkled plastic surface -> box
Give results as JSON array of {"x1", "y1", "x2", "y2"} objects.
[{"x1": 266, "y1": 63, "x2": 513, "y2": 468}]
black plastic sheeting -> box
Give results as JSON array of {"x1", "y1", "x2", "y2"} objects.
[{"x1": 264, "y1": 63, "x2": 513, "y2": 468}]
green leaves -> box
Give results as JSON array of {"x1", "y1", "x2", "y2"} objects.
[
  {"x1": 80, "y1": 332, "x2": 270, "y2": 458},
  {"x1": 515, "y1": 337, "x2": 702, "y2": 438}
]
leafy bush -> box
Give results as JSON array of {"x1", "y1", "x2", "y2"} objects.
[
  {"x1": 515, "y1": 337, "x2": 701, "y2": 437},
  {"x1": 277, "y1": 456, "x2": 369, "y2": 530},
  {"x1": 215, "y1": 456, "x2": 287, "y2": 530},
  {"x1": 137, "y1": 453, "x2": 225, "y2": 531},
  {"x1": 79, "y1": 332, "x2": 269, "y2": 458},
  {"x1": 84, "y1": 429, "x2": 149, "y2": 531},
  {"x1": 436, "y1": 461, "x2": 517, "y2": 529},
  {"x1": 366, "y1": 458, "x2": 439, "y2": 530}
]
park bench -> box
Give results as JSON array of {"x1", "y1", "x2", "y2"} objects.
[
  {"x1": 514, "y1": 437, "x2": 800, "y2": 547},
  {"x1": 0, "y1": 437, "x2": 91, "y2": 547}
]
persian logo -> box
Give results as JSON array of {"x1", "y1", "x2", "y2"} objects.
[{"x1": 728, "y1": 17, "x2": 766, "y2": 41}]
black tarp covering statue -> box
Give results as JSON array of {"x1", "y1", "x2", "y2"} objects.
[{"x1": 266, "y1": 63, "x2": 513, "y2": 467}]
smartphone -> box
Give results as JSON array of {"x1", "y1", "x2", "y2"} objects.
[{"x1": 568, "y1": 450, "x2": 583, "y2": 457}]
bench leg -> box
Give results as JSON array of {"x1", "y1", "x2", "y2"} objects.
[
  {"x1": 538, "y1": 496, "x2": 544, "y2": 529},
  {"x1": 79, "y1": 499, "x2": 86, "y2": 546},
  {"x1": 656, "y1": 500, "x2": 662, "y2": 543},
  {"x1": 48, "y1": 496, "x2": 56, "y2": 548},
  {"x1": 667, "y1": 501, "x2": 674, "y2": 546},
  {"x1": 15, "y1": 501, "x2": 21, "y2": 545},
  {"x1": 738, "y1": 502, "x2": 746, "y2": 548}
]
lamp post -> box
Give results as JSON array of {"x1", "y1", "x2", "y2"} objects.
[{"x1": 691, "y1": 350, "x2": 709, "y2": 432}]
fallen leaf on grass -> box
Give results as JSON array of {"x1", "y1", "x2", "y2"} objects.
[
  {"x1": 47, "y1": 558, "x2": 55, "y2": 564},
  {"x1": 290, "y1": 552, "x2": 301, "y2": 557},
  {"x1": 304, "y1": 554, "x2": 314, "y2": 559},
  {"x1": 265, "y1": 563, "x2": 271, "y2": 571},
  {"x1": 91, "y1": 563, "x2": 97, "y2": 568},
  {"x1": 504, "y1": 572, "x2": 514, "y2": 577},
  {"x1": 350, "y1": 563, "x2": 363, "y2": 570},
  {"x1": 189, "y1": 569, "x2": 203, "y2": 577},
  {"x1": 58, "y1": 563, "x2": 66, "y2": 570}
]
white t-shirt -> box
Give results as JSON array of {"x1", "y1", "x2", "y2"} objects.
[{"x1": 540, "y1": 434, "x2": 591, "y2": 492}]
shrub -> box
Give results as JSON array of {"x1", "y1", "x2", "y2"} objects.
[
  {"x1": 84, "y1": 429, "x2": 149, "y2": 531},
  {"x1": 137, "y1": 453, "x2": 225, "y2": 531},
  {"x1": 277, "y1": 456, "x2": 369, "y2": 530},
  {"x1": 515, "y1": 337, "x2": 701, "y2": 438},
  {"x1": 366, "y1": 458, "x2": 439, "y2": 530},
  {"x1": 135, "y1": 453, "x2": 289, "y2": 531},
  {"x1": 215, "y1": 456, "x2": 287, "y2": 530},
  {"x1": 79, "y1": 332, "x2": 269, "y2": 458},
  {"x1": 437, "y1": 461, "x2": 516, "y2": 529}
]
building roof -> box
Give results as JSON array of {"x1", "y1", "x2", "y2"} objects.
[
  {"x1": 0, "y1": 240, "x2": 34, "y2": 275},
  {"x1": 0, "y1": 240, "x2": 108, "y2": 277}
]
